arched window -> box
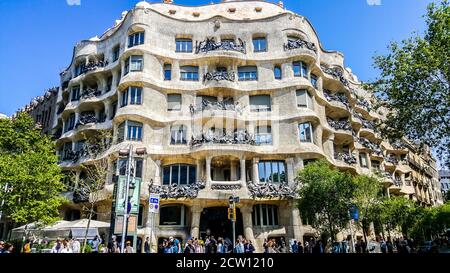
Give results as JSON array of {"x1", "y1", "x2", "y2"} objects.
[{"x1": 162, "y1": 164, "x2": 197, "y2": 185}]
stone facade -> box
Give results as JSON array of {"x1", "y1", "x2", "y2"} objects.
[{"x1": 50, "y1": 0, "x2": 443, "y2": 252}]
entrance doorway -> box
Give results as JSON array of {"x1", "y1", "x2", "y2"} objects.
[{"x1": 199, "y1": 207, "x2": 243, "y2": 241}]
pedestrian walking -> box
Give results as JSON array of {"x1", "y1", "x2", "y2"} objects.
[{"x1": 144, "y1": 237, "x2": 151, "y2": 254}]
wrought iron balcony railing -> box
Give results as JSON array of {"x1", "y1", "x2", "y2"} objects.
[
  {"x1": 334, "y1": 152, "x2": 357, "y2": 165},
  {"x1": 191, "y1": 131, "x2": 256, "y2": 147},
  {"x1": 356, "y1": 98, "x2": 371, "y2": 112},
  {"x1": 76, "y1": 113, "x2": 98, "y2": 127},
  {"x1": 189, "y1": 100, "x2": 241, "y2": 114},
  {"x1": 80, "y1": 60, "x2": 108, "y2": 75},
  {"x1": 81, "y1": 88, "x2": 102, "y2": 99},
  {"x1": 394, "y1": 178, "x2": 403, "y2": 187},
  {"x1": 247, "y1": 181, "x2": 298, "y2": 199},
  {"x1": 324, "y1": 91, "x2": 351, "y2": 109},
  {"x1": 149, "y1": 181, "x2": 206, "y2": 199},
  {"x1": 283, "y1": 38, "x2": 317, "y2": 52},
  {"x1": 321, "y1": 65, "x2": 349, "y2": 87},
  {"x1": 385, "y1": 156, "x2": 399, "y2": 165},
  {"x1": 327, "y1": 118, "x2": 352, "y2": 132},
  {"x1": 391, "y1": 140, "x2": 407, "y2": 150},
  {"x1": 203, "y1": 71, "x2": 235, "y2": 82},
  {"x1": 360, "y1": 117, "x2": 376, "y2": 130},
  {"x1": 195, "y1": 38, "x2": 246, "y2": 54}
]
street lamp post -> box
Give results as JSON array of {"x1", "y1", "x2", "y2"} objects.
[{"x1": 120, "y1": 145, "x2": 133, "y2": 253}]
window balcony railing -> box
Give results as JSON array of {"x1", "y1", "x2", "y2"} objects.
[
  {"x1": 327, "y1": 118, "x2": 352, "y2": 132},
  {"x1": 394, "y1": 178, "x2": 403, "y2": 187},
  {"x1": 334, "y1": 152, "x2": 357, "y2": 165},
  {"x1": 391, "y1": 140, "x2": 407, "y2": 150},
  {"x1": 321, "y1": 65, "x2": 349, "y2": 87},
  {"x1": 361, "y1": 117, "x2": 376, "y2": 131},
  {"x1": 356, "y1": 98, "x2": 371, "y2": 112},
  {"x1": 247, "y1": 181, "x2": 298, "y2": 199},
  {"x1": 189, "y1": 100, "x2": 240, "y2": 114},
  {"x1": 190, "y1": 131, "x2": 256, "y2": 147},
  {"x1": 75, "y1": 113, "x2": 99, "y2": 128},
  {"x1": 81, "y1": 88, "x2": 102, "y2": 100},
  {"x1": 283, "y1": 38, "x2": 317, "y2": 52},
  {"x1": 203, "y1": 71, "x2": 236, "y2": 82},
  {"x1": 78, "y1": 60, "x2": 109, "y2": 76},
  {"x1": 148, "y1": 180, "x2": 206, "y2": 199},
  {"x1": 324, "y1": 91, "x2": 350, "y2": 109},
  {"x1": 357, "y1": 137, "x2": 382, "y2": 157},
  {"x1": 385, "y1": 156, "x2": 399, "y2": 165},
  {"x1": 195, "y1": 38, "x2": 246, "y2": 54}
]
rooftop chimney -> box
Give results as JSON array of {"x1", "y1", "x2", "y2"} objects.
[
  {"x1": 277, "y1": 1, "x2": 284, "y2": 8},
  {"x1": 164, "y1": 0, "x2": 173, "y2": 4}
]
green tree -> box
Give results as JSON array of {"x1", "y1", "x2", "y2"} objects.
[
  {"x1": 297, "y1": 160, "x2": 356, "y2": 243},
  {"x1": 379, "y1": 196, "x2": 417, "y2": 237},
  {"x1": 0, "y1": 113, "x2": 66, "y2": 229},
  {"x1": 370, "y1": 0, "x2": 450, "y2": 166},
  {"x1": 352, "y1": 175, "x2": 384, "y2": 245}
]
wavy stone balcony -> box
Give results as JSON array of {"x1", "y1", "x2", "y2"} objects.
[
  {"x1": 75, "y1": 113, "x2": 106, "y2": 128},
  {"x1": 321, "y1": 65, "x2": 349, "y2": 87},
  {"x1": 334, "y1": 152, "x2": 357, "y2": 165},
  {"x1": 283, "y1": 38, "x2": 317, "y2": 53},
  {"x1": 81, "y1": 88, "x2": 103, "y2": 100},
  {"x1": 195, "y1": 38, "x2": 246, "y2": 54},
  {"x1": 75, "y1": 60, "x2": 109, "y2": 78},
  {"x1": 324, "y1": 91, "x2": 351, "y2": 110},
  {"x1": 358, "y1": 137, "x2": 383, "y2": 156},
  {"x1": 247, "y1": 181, "x2": 298, "y2": 199}
]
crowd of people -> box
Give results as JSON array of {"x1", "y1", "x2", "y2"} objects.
[{"x1": 158, "y1": 236, "x2": 256, "y2": 253}]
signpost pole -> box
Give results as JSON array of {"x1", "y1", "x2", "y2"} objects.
[
  {"x1": 120, "y1": 145, "x2": 133, "y2": 253},
  {"x1": 148, "y1": 193, "x2": 160, "y2": 254}
]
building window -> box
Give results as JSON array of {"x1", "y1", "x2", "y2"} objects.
[
  {"x1": 252, "y1": 204, "x2": 279, "y2": 227},
  {"x1": 170, "y1": 125, "x2": 187, "y2": 145},
  {"x1": 71, "y1": 86, "x2": 80, "y2": 102},
  {"x1": 129, "y1": 87, "x2": 142, "y2": 105},
  {"x1": 296, "y1": 89, "x2": 314, "y2": 109},
  {"x1": 66, "y1": 113, "x2": 76, "y2": 132},
  {"x1": 299, "y1": 122, "x2": 313, "y2": 143},
  {"x1": 371, "y1": 160, "x2": 380, "y2": 171},
  {"x1": 124, "y1": 55, "x2": 143, "y2": 75},
  {"x1": 258, "y1": 161, "x2": 286, "y2": 183},
  {"x1": 274, "y1": 65, "x2": 282, "y2": 80},
  {"x1": 175, "y1": 38, "x2": 193, "y2": 53},
  {"x1": 118, "y1": 158, "x2": 142, "y2": 177},
  {"x1": 359, "y1": 153, "x2": 368, "y2": 168},
  {"x1": 135, "y1": 159, "x2": 143, "y2": 178},
  {"x1": 310, "y1": 74, "x2": 318, "y2": 88},
  {"x1": 164, "y1": 63, "x2": 172, "y2": 80},
  {"x1": 255, "y1": 126, "x2": 272, "y2": 145},
  {"x1": 120, "y1": 89, "x2": 128, "y2": 107},
  {"x1": 128, "y1": 32, "x2": 145, "y2": 48},
  {"x1": 106, "y1": 76, "x2": 113, "y2": 92},
  {"x1": 112, "y1": 45, "x2": 120, "y2": 62},
  {"x1": 162, "y1": 164, "x2": 197, "y2": 185},
  {"x1": 160, "y1": 205, "x2": 186, "y2": 226},
  {"x1": 293, "y1": 61, "x2": 308, "y2": 78},
  {"x1": 238, "y1": 66, "x2": 258, "y2": 81},
  {"x1": 253, "y1": 37, "x2": 267, "y2": 52},
  {"x1": 250, "y1": 95, "x2": 271, "y2": 112},
  {"x1": 167, "y1": 94, "x2": 182, "y2": 111},
  {"x1": 180, "y1": 66, "x2": 199, "y2": 81},
  {"x1": 118, "y1": 120, "x2": 143, "y2": 142},
  {"x1": 74, "y1": 64, "x2": 83, "y2": 77}
]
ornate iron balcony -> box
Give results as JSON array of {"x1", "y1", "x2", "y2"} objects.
[
  {"x1": 361, "y1": 117, "x2": 376, "y2": 130},
  {"x1": 356, "y1": 98, "x2": 371, "y2": 112},
  {"x1": 334, "y1": 152, "x2": 357, "y2": 165},
  {"x1": 203, "y1": 71, "x2": 235, "y2": 82},
  {"x1": 321, "y1": 65, "x2": 349, "y2": 87},
  {"x1": 80, "y1": 60, "x2": 108, "y2": 75},
  {"x1": 394, "y1": 178, "x2": 403, "y2": 187},
  {"x1": 385, "y1": 156, "x2": 399, "y2": 165},
  {"x1": 81, "y1": 88, "x2": 102, "y2": 99},
  {"x1": 191, "y1": 131, "x2": 256, "y2": 147},
  {"x1": 247, "y1": 181, "x2": 298, "y2": 199},
  {"x1": 391, "y1": 140, "x2": 407, "y2": 150},
  {"x1": 324, "y1": 91, "x2": 350, "y2": 109},
  {"x1": 327, "y1": 118, "x2": 352, "y2": 131},
  {"x1": 76, "y1": 112, "x2": 98, "y2": 127},
  {"x1": 189, "y1": 100, "x2": 241, "y2": 114},
  {"x1": 148, "y1": 181, "x2": 206, "y2": 199},
  {"x1": 195, "y1": 38, "x2": 246, "y2": 54},
  {"x1": 283, "y1": 38, "x2": 317, "y2": 52},
  {"x1": 211, "y1": 183, "x2": 242, "y2": 191}
]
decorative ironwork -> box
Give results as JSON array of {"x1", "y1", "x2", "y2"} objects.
[
  {"x1": 360, "y1": 117, "x2": 376, "y2": 130},
  {"x1": 195, "y1": 38, "x2": 246, "y2": 54},
  {"x1": 283, "y1": 38, "x2": 317, "y2": 52},
  {"x1": 73, "y1": 187, "x2": 90, "y2": 204},
  {"x1": 148, "y1": 181, "x2": 206, "y2": 199},
  {"x1": 321, "y1": 65, "x2": 349, "y2": 87},
  {"x1": 204, "y1": 71, "x2": 235, "y2": 82},
  {"x1": 189, "y1": 99, "x2": 241, "y2": 114},
  {"x1": 247, "y1": 181, "x2": 298, "y2": 199},
  {"x1": 80, "y1": 60, "x2": 108, "y2": 75},
  {"x1": 385, "y1": 156, "x2": 399, "y2": 165},
  {"x1": 334, "y1": 152, "x2": 357, "y2": 165},
  {"x1": 211, "y1": 183, "x2": 242, "y2": 191},
  {"x1": 76, "y1": 112, "x2": 98, "y2": 127},
  {"x1": 324, "y1": 91, "x2": 350, "y2": 109},
  {"x1": 394, "y1": 178, "x2": 403, "y2": 187},
  {"x1": 191, "y1": 130, "x2": 256, "y2": 147},
  {"x1": 81, "y1": 88, "x2": 102, "y2": 99},
  {"x1": 327, "y1": 118, "x2": 352, "y2": 131},
  {"x1": 356, "y1": 97, "x2": 371, "y2": 112},
  {"x1": 391, "y1": 140, "x2": 407, "y2": 150}
]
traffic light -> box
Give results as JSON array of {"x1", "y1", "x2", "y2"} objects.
[{"x1": 228, "y1": 207, "x2": 236, "y2": 221}]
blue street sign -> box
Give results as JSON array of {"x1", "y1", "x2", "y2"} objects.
[
  {"x1": 127, "y1": 202, "x2": 132, "y2": 214},
  {"x1": 350, "y1": 206, "x2": 359, "y2": 221}
]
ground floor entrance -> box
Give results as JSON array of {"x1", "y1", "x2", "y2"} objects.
[{"x1": 199, "y1": 207, "x2": 243, "y2": 241}]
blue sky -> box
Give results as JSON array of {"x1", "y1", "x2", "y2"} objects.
[{"x1": 0, "y1": 0, "x2": 434, "y2": 116}]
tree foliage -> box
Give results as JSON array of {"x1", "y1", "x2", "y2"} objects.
[
  {"x1": 297, "y1": 160, "x2": 356, "y2": 241},
  {"x1": 0, "y1": 113, "x2": 66, "y2": 226},
  {"x1": 371, "y1": 0, "x2": 450, "y2": 166}
]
